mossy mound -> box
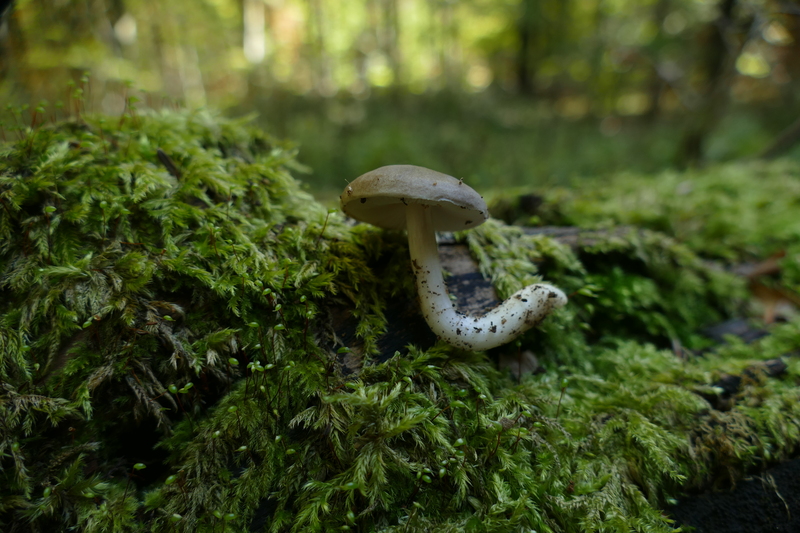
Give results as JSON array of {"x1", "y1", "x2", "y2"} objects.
[
  {"x1": 2, "y1": 111, "x2": 799, "y2": 532},
  {"x1": 490, "y1": 161, "x2": 800, "y2": 261}
]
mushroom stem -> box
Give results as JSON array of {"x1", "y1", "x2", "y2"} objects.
[{"x1": 406, "y1": 203, "x2": 567, "y2": 351}]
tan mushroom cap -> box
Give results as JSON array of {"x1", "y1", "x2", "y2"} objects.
[{"x1": 341, "y1": 165, "x2": 488, "y2": 231}]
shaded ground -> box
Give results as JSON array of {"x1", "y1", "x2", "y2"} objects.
[{"x1": 670, "y1": 458, "x2": 800, "y2": 532}]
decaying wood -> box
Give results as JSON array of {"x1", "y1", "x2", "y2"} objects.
[
  {"x1": 333, "y1": 226, "x2": 595, "y2": 363},
  {"x1": 334, "y1": 223, "x2": 799, "y2": 368}
]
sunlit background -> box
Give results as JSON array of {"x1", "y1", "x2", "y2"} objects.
[{"x1": 1, "y1": 0, "x2": 799, "y2": 198}]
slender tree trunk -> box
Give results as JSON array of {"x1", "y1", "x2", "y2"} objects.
[
  {"x1": 644, "y1": 0, "x2": 672, "y2": 121},
  {"x1": 516, "y1": 0, "x2": 536, "y2": 95},
  {"x1": 1, "y1": 5, "x2": 27, "y2": 97},
  {"x1": 0, "y1": 7, "x2": 13, "y2": 83},
  {"x1": 677, "y1": 0, "x2": 743, "y2": 166},
  {"x1": 0, "y1": 0, "x2": 14, "y2": 19}
]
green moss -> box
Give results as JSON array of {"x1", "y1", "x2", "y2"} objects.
[
  {"x1": 780, "y1": 243, "x2": 800, "y2": 295},
  {"x1": 2, "y1": 110, "x2": 800, "y2": 532},
  {"x1": 493, "y1": 160, "x2": 800, "y2": 261}
]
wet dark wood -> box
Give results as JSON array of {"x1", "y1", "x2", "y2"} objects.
[{"x1": 439, "y1": 241, "x2": 500, "y2": 315}]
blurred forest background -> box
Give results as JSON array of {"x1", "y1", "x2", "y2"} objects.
[{"x1": 1, "y1": 0, "x2": 800, "y2": 199}]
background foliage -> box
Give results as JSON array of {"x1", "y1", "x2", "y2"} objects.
[{"x1": 2, "y1": 0, "x2": 800, "y2": 195}]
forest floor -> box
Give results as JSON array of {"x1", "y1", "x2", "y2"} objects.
[
  {"x1": 2, "y1": 109, "x2": 800, "y2": 532},
  {"x1": 670, "y1": 456, "x2": 800, "y2": 532}
]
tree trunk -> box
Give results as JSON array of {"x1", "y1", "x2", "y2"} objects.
[
  {"x1": 516, "y1": 0, "x2": 536, "y2": 95},
  {"x1": 676, "y1": 0, "x2": 741, "y2": 166}
]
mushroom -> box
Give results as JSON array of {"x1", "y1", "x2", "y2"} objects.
[{"x1": 341, "y1": 165, "x2": 567, "y2": 351}]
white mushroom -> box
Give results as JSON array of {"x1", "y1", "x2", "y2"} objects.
[{"x1": 341, "y1": 165, "x2": 567, "y2": 351}]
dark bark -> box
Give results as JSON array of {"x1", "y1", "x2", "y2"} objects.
[
  {"x1": 516, "y1": 0, "x2": 535, "y2": 95},
  {"x1": 676, "y1": 0, "x2": 742, "y2": 166},
  {"x1": 0, "y1": 3, "x2": 24, "y2": 92},
  {"x1": 516, "y1": 43, "x2": 532, "y2": 95},
  {"x1": 0, "y1": 0, "x2": 13, "y2": 19},
  {"x1": 643, "y1": 0, "x2": 672, "y2": 121}
]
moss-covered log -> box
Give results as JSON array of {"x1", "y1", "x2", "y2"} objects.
[{"x1": 2, "y1": 110, "x2": 800, "y2": 532}]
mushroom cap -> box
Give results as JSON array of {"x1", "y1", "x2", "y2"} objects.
[{"x1": 341, "y1": 165, "x2": 488, "y2": 231}]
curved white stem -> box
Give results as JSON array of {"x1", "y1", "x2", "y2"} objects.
[{"x1": 406, "y1": 203, "x2": 567, "y2": 351}]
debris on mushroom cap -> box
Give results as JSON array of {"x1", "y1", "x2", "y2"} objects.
[{"x1": 340, "y1": 165, "x2": 488, "y2": 231}]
